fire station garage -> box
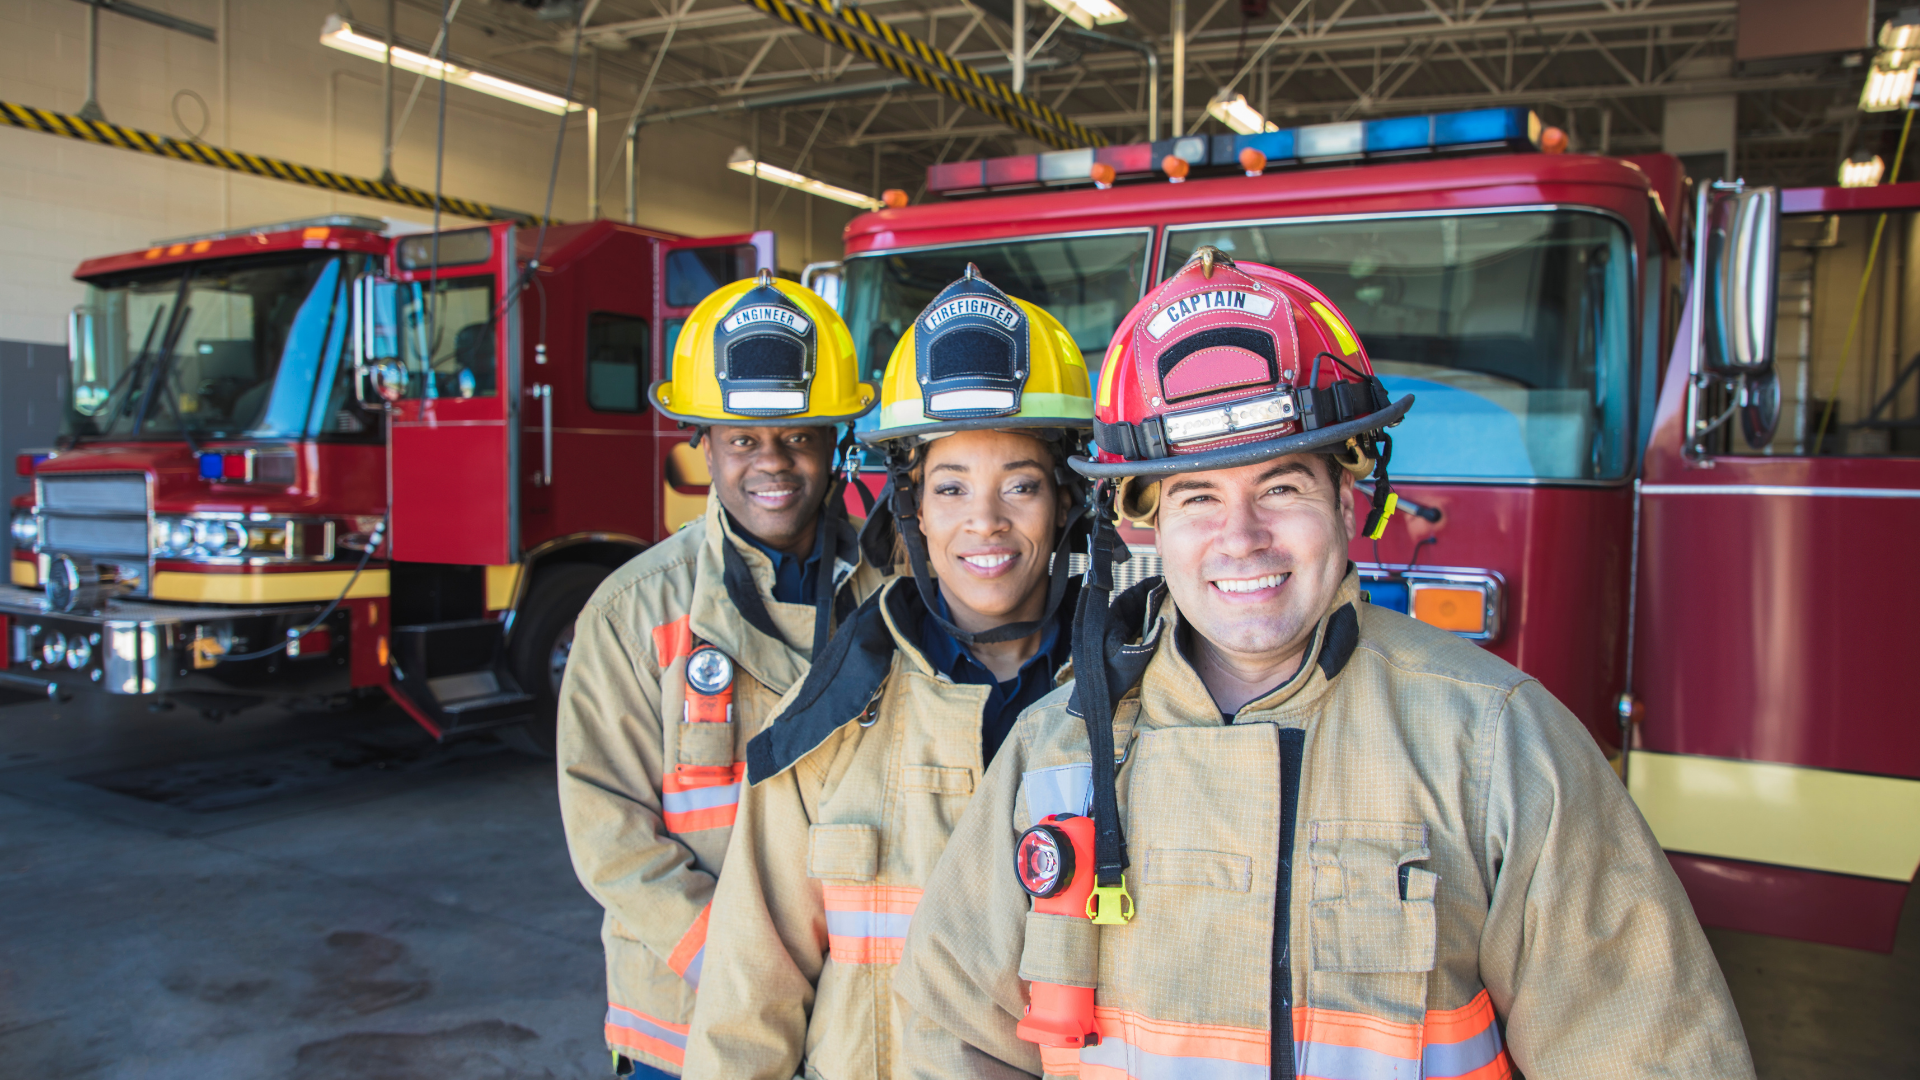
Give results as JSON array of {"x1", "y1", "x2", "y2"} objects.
[{"x1": 1, "y1": 0, "x2": 1917, "y2": 1076}]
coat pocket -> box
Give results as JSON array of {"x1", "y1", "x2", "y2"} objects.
[
  {"x1": 1019, "y1": 911, "x2": 1099, "y2": 989},
  {"x1": 676, "y1": 717, "x2": 736, "y2": 767},
  {"x1": 1307, "y1": 820, "x2": 1437, "y2": 974},
  {"x1": 903, "y1": 764, "x2": 974, "y2": 795},
  {"x1": 806, "y1": 823, "x2": 880, "y2": 882},
  {"x1": 1141, "y1": 848, "x2": 1253, "y2": 892}
]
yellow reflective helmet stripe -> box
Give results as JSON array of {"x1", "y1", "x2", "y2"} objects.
[{"x1": 1310, "y1": 300, "x2": 1358, "y2": 356}]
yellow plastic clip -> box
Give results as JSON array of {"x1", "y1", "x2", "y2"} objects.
[
  {"x1": 1087, "y1": 878, "x2": 1135, "y2": 925},
  {"x1": 1365, "y1": 492, "x2": 1399, "y2": 540}
]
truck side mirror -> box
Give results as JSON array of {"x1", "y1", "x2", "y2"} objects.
[
  {"x1": 1705, "y1": 185, "x2": 1778, "y2": 374},
  {"x1": 353, "y1": 277, "x2": 400, "y2": 405},
  {"x1": 802, "y1": 261, "x2": 844, "y2": 310}
]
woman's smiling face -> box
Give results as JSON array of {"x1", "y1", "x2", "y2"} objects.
[{"x1": 915, "y1": 429, "x2": 1067, "y2": 634}]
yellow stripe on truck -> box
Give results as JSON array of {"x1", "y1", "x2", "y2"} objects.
[
  {"x1": 485, "y1": 564, "x2": 524, "y2": 611},
  {"x1": 11, "y1": 559, "x2": 36, "y2": 587},
  {"x1": 1628, "y1": 750, "x2": 1920, "y2": 881},
  {"x1": 151, "y1": 569, "x2": 390, "y2": 604}
]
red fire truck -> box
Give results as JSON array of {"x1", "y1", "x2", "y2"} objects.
[
  {"x1": 3, "y1": 213, "x2": 773, "y2": 749},
  {"x1": 818, "y1": 109, "x2": 1920, "y2": 952}
]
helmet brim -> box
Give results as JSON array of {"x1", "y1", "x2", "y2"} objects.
[
  {"x1": 858, "y1": 414, "x2": 1093, "y2": 445},
  {"x1": 648, "y1": 381, "x2": 879, "y2": 427},
  {"x1": 1069, "y1": 394, "x2": 1414, "y2": 480}
]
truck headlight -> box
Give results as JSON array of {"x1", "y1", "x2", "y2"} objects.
[
  {"x1": 152, "y1": 515, "x2": 336, "y2": 561},
  {"x1": 10, "y1": 510, "x2": 38, "y2": 549},
  {"x1": 154, "y1": 517, "x2": 197, "y2": 558},
  {"x1": 193, "y1": 520, "x2": 250, "y2": 559}
]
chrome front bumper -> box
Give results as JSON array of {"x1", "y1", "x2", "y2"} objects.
[{"x1": 0, "y1": 584, "x2": 333, "y2": 697}]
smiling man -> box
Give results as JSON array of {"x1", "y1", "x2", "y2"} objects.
[
  {"x1": 891, "y1": 250, "x2": 1755, "y2": 1080},
  {"x1": 557, "y1": 270, "x2": 884, "y2": 1079}
]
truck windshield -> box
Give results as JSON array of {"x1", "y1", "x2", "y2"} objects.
[
  {"x1": 842, "y1": 231, "x2": 1151, "y2": 437},
  {"x1": 1165, "y1": 210, "x2": 1633, "y2": 481},
  {"x1": 68, "y1": 252, "x2": 376, "y2": 441}
]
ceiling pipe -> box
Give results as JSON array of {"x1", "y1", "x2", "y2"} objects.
[{"x1": 1064, "y1": 26, "x2": 1156, "y2": 141}]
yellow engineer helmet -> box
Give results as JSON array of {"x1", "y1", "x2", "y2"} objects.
[
  {"x1": 651, "y1": 269, "x2": 876, "y2": 427},
  {"x1": 860, "y1": 263, "x2": 1094, "y2": 445}
]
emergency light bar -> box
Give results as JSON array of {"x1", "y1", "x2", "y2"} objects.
[
  {"x1": 320, "y1": 16, "x2": 581, "y2": 115},
  {"x1": 927, "y1": 107, "x2": 1542, "y2": 196}
]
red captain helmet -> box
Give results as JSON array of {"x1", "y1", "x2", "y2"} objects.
[{"x1": 1073, "y1": 246, "x2": 1412, "y2": 482}]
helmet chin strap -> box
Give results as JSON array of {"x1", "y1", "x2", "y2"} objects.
[{"x1": 885, "y1": 448, "x2": 1086, "y2": 648}]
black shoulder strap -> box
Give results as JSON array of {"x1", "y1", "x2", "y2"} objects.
[{"x1": 745, "y1": 586, "x2": 899, "y2": 783}]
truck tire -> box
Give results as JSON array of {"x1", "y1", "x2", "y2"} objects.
[{"x1": 502, "y1": 562, "x2": 609, "y2": 756}]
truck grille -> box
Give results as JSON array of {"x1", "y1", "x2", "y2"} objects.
[{"x1": 38, "y1": 475, "x2": 150, "y2": 587}]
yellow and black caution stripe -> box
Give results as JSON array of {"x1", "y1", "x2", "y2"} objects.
[
  {"x1": 732, "y1": 0, "x2": 1105, "y2": 150},
  {"x1": 1, "y1": 99, "x2": 537, "y2": 225}
]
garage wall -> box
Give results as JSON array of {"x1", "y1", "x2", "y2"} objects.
[{"x1": 0, "y1": 0, "x2": 859, "y2": 349}]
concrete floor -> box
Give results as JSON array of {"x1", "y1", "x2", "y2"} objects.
[{"x1": 0, "y1": 695, "x2": 1914, "y2": 1079}]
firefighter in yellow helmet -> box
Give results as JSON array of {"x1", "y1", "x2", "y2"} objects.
[
  {"x1": 558, "y1": 270, "x2": 886, "y2": 1079},
  {"x1": 680, "y1": 265, "x2": 1094, "y2": 1079}
]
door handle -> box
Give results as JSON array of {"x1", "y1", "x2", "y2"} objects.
[{"x1": 530, "y1": 383, "x2": 553, "y2": 487}]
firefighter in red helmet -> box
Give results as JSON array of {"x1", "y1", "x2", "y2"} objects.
[{"x1": 891, "y1": 247, "x2": 1755, "y2": 1079}]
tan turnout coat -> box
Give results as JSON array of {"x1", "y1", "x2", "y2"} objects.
[
  {"x1": 893, "y1": 572, "x2": 1755, "y2": 1080},
  {"x1": 683, "y1": 576, "x2": 1072, "y2": 1080},
  {"x1": 558, "y1": 497, "x2": 882, "y2": 1075}
]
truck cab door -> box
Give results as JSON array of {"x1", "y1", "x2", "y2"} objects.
[
  {"x1": 377, "y1": 222, "x2": 519, "y2": 565},
  {"x1": 652, "y1": 231, "x2": 776, "y2": 535}
]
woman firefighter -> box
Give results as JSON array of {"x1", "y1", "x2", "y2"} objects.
[{"x1": 679, "y1": 265, "x2": 1097, "y2": 1079}]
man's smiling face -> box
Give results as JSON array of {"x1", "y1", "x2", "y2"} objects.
[
  {"x1": 703, "y1": 426, "x2": 835, "y2": 557},
  {"x1": 1154, "y1": 452, "x2": 1355, "y2": 676}
]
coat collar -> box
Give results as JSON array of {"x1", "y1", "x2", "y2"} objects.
[{"x1": 687, "y1": 495, "x2": 860, "y2": 694}]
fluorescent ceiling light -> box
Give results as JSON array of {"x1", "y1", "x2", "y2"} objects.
[
  {"x1": 1882, "y1": 12, "x2": 1920, "y2": 69},
  {"x1": 1860, "y1": 60, "x2": 1918, "y2": 112},
  {"x1": 1039, "y1": 0, "x2": 1127, "y2": 30},
  {"x1": 320, "y1": 15, "x2": 580, "y2": 115},
  {"x1": 728, "y1": 148, "x2": 884, "y2": 210},
  {"x1": 1207, "y1": 90, "x2": 1277, "y2": 136},
  {"x1": 1840, "y1": 153, "x2": 1886, "y2": 188}
]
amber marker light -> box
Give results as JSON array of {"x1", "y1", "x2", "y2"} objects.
[
  {"x1": 1539, "y1": 126, "x2": 1569, "y2": 154},
  {"x1": 882, "y1": 189, "x2": 910, "y2": 208},
  {"x1": 1239, "y1": 147, "x2": 1268, "y2": 176},
  {"x1": 1412, "y1": 586, "x2": 1487, "y2": 635},
  {"x1": 1090, "y1": 162, "x2": 1116, "y2": 189},
  {"x1": 1162, "y1": 155, "x2": 1190, "y2": 183}
]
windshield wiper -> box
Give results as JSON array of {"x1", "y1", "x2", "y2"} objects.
[
  {"x1": 73, "y1": 306, "x2": 169, "y2": 445},
  {"x1": 135, "y1": 273, "x2": 197, "y2": 438}
]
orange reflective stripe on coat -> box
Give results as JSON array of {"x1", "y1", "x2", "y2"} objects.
[
  {"x1": 1041, "y1": 992, "x2": 1512, "y2": 1080},
  {"x1": 822, "y1": 884, "x2": 922, "y2": 965},
  {"x1": 662, "y1": 763, "x2": 745, "y2": 833},
  {"x1": 1294, "y1": 990, "x2": 1513, "y2": 1080},
  {"x1": 667, "y1": 902, "x2": 711, "y2": 989},
  {"x1": 606, "y1": 1003, "x2": 689, "y2": 1067},
  {"x1": 652, "y1": 614, "x2": 693, "y2": 667},
  {"x1": 1063, "y1": 1007, "x2": 1269, "y2": 1079}
]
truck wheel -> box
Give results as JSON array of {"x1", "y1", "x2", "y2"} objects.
[{"x1": 502, "y1": 563, "x2": 609, "y2": 756}]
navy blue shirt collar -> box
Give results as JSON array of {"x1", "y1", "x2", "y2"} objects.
[
  {"x1": 918, "y1": 588, "x2": 1067, "y2": 763},
  {"x1": 733, "y1": 516, "x2": 827, "y2": 606}
]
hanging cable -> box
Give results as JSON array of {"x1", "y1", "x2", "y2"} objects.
[{"x1": 218, "y1": 516, "x2": 388, "y2": 663}]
